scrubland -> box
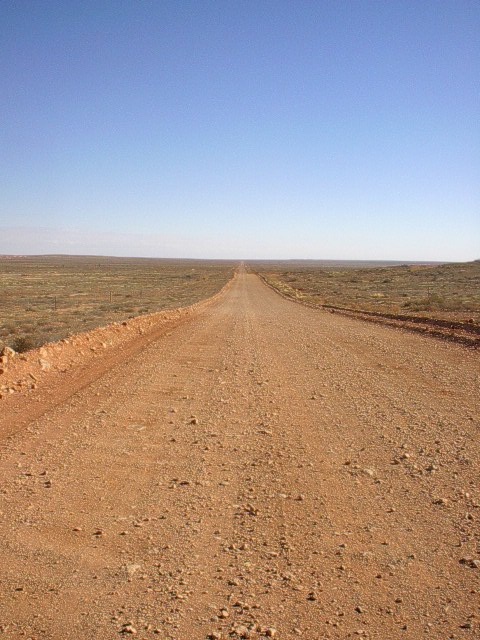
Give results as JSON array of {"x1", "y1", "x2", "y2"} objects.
[
  {"x1": 253, "y1": 260, "x2": 480, "y2": 323},
  {"x1": 0, "y1": 255, "x2": 235, "y2": 351}
]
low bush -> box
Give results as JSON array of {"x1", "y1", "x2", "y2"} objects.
[{"x1": 10, "y1": 335, "x2": 39, "y2": 353}]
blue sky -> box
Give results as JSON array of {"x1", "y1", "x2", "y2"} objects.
[{"x1": 1, "y1": 1, "x2": 478, "y2": 260}]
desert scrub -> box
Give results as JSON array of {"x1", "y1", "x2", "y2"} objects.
[
  {"x1": 0, "y1": 256, "x2": 235, "y2": 350},
  {"x1": 253, "y1": 260, "x2": 480, "y2": 325},
  {"x1": 10, "y1": 334, "x2": 45, "y2": 353}
]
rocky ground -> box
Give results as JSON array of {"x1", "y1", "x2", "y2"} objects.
[{"x1": 0, "y1": 270, "x2": 478, "y2": 639}]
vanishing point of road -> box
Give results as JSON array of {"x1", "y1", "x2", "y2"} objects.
[{"x1": 0, "y1": 270, "x2": 478, "y2": 639}]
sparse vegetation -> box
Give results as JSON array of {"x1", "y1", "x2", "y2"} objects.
[
  {"x1": 0, "y1": 256, "x2": 235, "y2": 351},
  {"x1": 10, "y1": 335, "x2": 40, "y2": 353},
  {"x1": 252, "y1": 260, "x2": 480, "y2": 325}
]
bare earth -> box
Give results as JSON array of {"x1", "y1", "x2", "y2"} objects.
[{"x1": 0, "y1": 270, "x2": 479, "y2": 639}]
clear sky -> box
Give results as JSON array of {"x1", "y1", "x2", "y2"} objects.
[{"x1": 1, "y1": 0, "x2": 479, "y2": 260}]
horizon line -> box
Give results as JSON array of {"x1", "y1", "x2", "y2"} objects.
[{"x1": 0, "y1": 253, "x2": 455, "y2": 264}]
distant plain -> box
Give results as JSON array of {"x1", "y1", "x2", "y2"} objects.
[
  {"x1": 0, "y1": 255, "x2": 235, "y2": 351},
  {"x1": 1, "y1": 256, "x2": 478, "y2": 352},
  {"x1": 251, "y1": 260, "x2": 480, "y2": 323}
]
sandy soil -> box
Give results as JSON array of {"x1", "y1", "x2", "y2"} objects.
[{"x1": 0, "y1": 269, "x2": 478, "y2": 639}]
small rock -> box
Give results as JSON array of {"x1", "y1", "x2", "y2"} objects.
[
  {"x1": 459, "y1": 556, "x2": 480, "y2": 569},
  {"x1": 121, "y1": 624, "x2": 137, "y2": 635},
  {"x1": 126, "y1": 564, "x2": 142, "y2": 577},
  {"x1": 39, "y1": 359, "x2": 51, "y2": 372}
]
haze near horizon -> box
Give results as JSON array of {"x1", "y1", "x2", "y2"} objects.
[{"x1": 1, "y1": 1, "x2": 479, "y2": 261}]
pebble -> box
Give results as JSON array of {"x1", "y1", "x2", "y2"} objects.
[
  {"x1": 39, "y1": 359, "x2": 51, "y2": 372},
  {"x1": 126, "y1": 564, "x2": 142, "y2": 577},
  {"x1": 459, "y1": 556, "x2": 480, "y2": 569},
  {"x1": 121, "y1": 624, "x2": 137, "y2": 634}
]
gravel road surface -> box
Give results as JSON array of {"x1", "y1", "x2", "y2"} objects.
[{"x1": 0, "y1": 270, "x2": 478, "y2": 639}]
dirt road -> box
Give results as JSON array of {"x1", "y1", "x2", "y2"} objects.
[{"x1": 0, "y1": 270, "x2": 478, "y2": 639}]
